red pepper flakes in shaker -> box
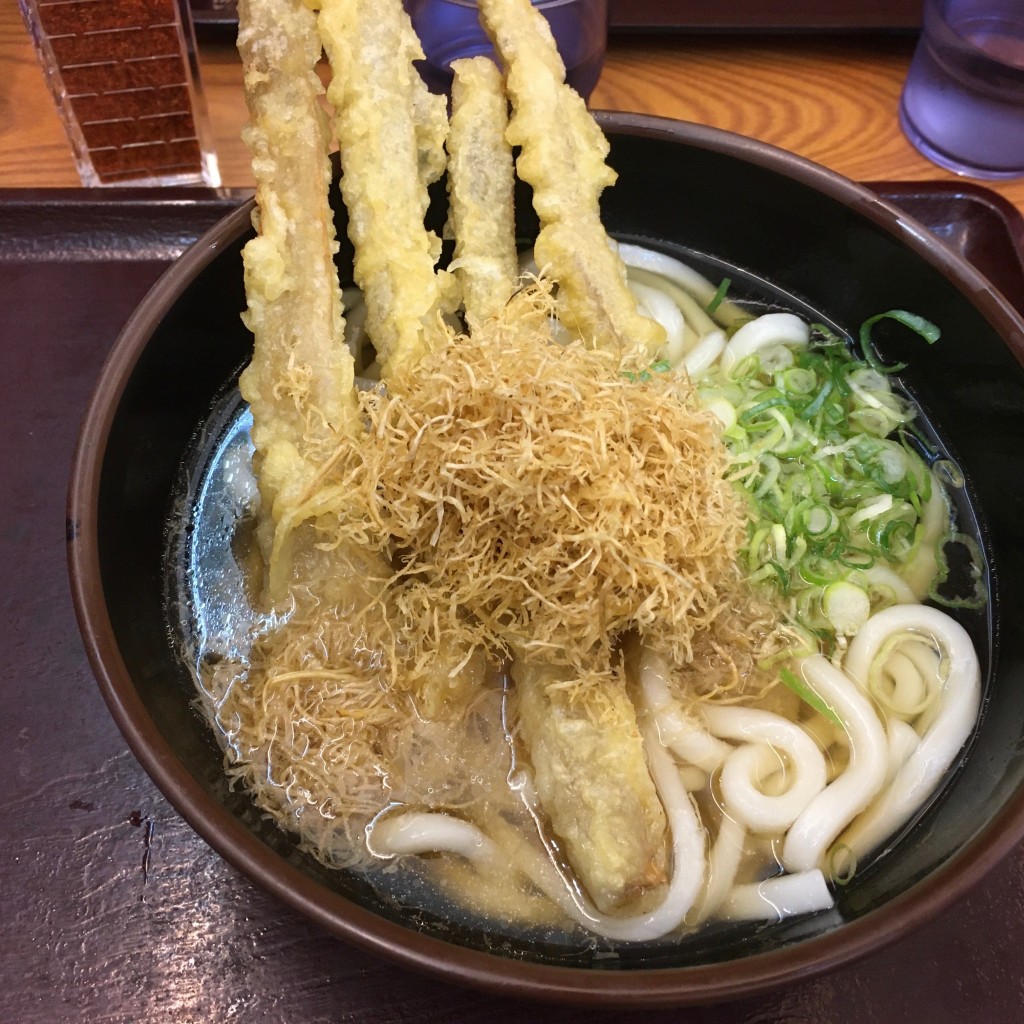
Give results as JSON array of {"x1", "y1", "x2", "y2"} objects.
[{"x1": 23, "y1": 0, "x2": 219, "y2": 186}]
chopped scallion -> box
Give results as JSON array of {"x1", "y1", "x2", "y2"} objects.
[
  {"x1": 697, "y1": 308, "x2": 969, "y2": 653},
  {"x1": 858, "y1": 309, "x2": 941, "y2": 374},
  {"x1": 705, "y1": 276, "x2": 732, "y2": 315},
  {"x1": 780, "y1": 667, "x2": 844, "y2": 727}
]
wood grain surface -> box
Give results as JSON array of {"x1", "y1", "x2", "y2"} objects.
[{"x1": 1, "y1": 1, "x2": 1022, "y2": 210}]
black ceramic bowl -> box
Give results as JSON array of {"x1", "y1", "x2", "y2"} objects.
[{"x1": 68, "y1": 113, "x2": 1024, "y2": 1006}]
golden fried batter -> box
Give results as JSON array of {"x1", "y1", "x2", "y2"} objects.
[
  {"x1": 477, "y1": 0, "x2": 665, "y2": 361},
  {"x1": 317, "y1": 0, "x2": 458, "y2": 377},
  {"x1": 236, "y1": 0, "x2": 359, "y2": 593},
  {"x1": 446, "y1": 57, "x2": 519, "y2": 328},
  {"x1": 512, "y1": 656, "x2": 668, "y2": 913}
]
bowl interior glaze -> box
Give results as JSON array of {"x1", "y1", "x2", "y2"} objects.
[{"x1": 68, "y1": 114, "x2": 1024, "y2": 1006}]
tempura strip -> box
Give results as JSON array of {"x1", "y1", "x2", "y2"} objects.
[
  {"x1": 477, "y1": 0, "x2": 665, "y2": 360},
  {"x1": 236, "y1": 0, "x2": 359, "y2": 592},
  {"x1": 317, "y1": 0, "x2": 457, "y2": 378},
  {"x1": 446, "y1": 57, "x2": 518, "y2": 328},
  {"x1": 512, "y1": 656, "x2": 668, "y2": 914}
]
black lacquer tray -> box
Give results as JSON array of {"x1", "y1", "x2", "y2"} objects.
[{"x1": 2, "y1": 181, "x2": 1023, "y2": 1022}]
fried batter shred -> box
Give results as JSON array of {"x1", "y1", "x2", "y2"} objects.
[
  {"x1": 316, "y1": 0, "x2": 458, "y2": 378},
  {"x1": 477, "y1": 0, "x2": 666, "y2": 361},
  {"x1": 236, "y1": 0, "x2": 359, "y2": 593},
  {"x1": 446, "y1": 57, "x2": 518, "y2": 328}
]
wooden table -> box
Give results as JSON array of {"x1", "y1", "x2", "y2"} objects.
[
  {"x1": 2, "y1": 2, "x2": 1022, "y2": 211},
  {"x1": 3, "y1": 5, "x2": 1024, "y2": 1023}
]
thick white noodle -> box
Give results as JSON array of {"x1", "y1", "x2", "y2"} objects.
[
  {"x1": 836, "y1": 604, "x2": 981, "y2": 865},
  {"x1": 720, "y1": 312, "x2": 810, "y2": 375},
  {"x1": 628, "y1": 279, "x2": 687, "y2": 364},
  {"x1": 898, "y1": 640, "x2": 946, "y2": 732},
  {"x1": 616, "y1": 242, "x2": 748, "y2": 328},
  {"x1": 781, "y1": 654, "x2": 888, "y2": 873},
  {"x1": 884, "y1": 718, "x2": 921, "y2": 788},
  {"x1": 874, "y1": 643, "x2": 936, "y2": 718},
  {"x1": 682, "y1": 329, "x2": 727, "y2": 380},
  {"x1": 626, "y1": 265, "x2": 716, "y2": 341},
  {"x1": 368, "y1": 811, "x2": 498, "y2": 863},
  {"x1": 719, "y1": 869, "x2": 834, "y2": 921},
  {"x1": 688, "y1": 813, "x2": 746, "y2": 925},
  {"x1": 640, "y1": 650, "x2": 732, "y2": 772},
  {"x1": 858, "y1": 564, "x2": 919, "y2": 605},
  {"x1": 703, "y1": 705, "x2": 828, "y2": 834}
]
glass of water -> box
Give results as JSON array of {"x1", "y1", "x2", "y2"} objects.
[
  {"x1": 404, "y1": 0, "x2": 608, "y2": 102},
  {"x1": 899, "y1": 0, "x2": 1024, "y2": 179}
]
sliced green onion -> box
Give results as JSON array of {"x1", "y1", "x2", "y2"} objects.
[
  {"x1": 858, "y1": 309, "x2": 941, "y2": 374},
  {"x1": 754, "y1": 455, "x2": 782, "y2": 499},
  {"x1": 933, "y1": 458, "x2": 965, "y2": 489},
  {"x1": 809, "y1": 322, "x2": 846, "y2": 347},
  {"x1": 800, "y1": 379, "x2": 834, "y2": 419},
  {"x1": 848, "y1": 406, "x2": 903, "y2": 437},
  {"x1": 739, "y1": 392, "x2": 789, "y2": 423},
  {"x1": 928, "y1": 533, "x2": 988, "y2": 610},
  {"x1": 705, "y1": 276, "x2": 732, "y2": 315},
  {"x1": 780, "y1": 667, "x2": 844, "y2": 727},
  {"x1": 870, "y1": 517, "x2": 916, "y2": 558},
  {"x1": 804, "y1": 504, "x2": 837, "y2": 537},
  {"x1": 696, "y1": 305, "x2": 984, "y2": 651},
  {"x1": 780, "y1": 367, "x2": 818, "y2": 396},
  {"x1": 822, "y1": 580, "x2": 871, "y2": 635},
  {"x1": 759, "y1": 345, "x2": 796, "y2": 373},
  {"x1": 837, "y1": 548, "x2": 876, "y2": 570},
  {"x1": 704, "y1": 397, "x2": 737, "y2": 428},
  {"x1": 848, "y1": 493, "x2": 895, "y2": 528},
  {"x1": 828, "y1": 843, "x2": 857, "y2": 886}
]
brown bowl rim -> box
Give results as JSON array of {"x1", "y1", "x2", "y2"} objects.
[{"x1": 67, "y1": 111, "x2": 1024, "y2": 1007}]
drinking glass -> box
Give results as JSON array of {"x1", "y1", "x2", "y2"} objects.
[
  {"x1": 404, "y1": 0, "x2": 608, "y2": 102},
  {"x1": 899, "y1": 0, "x2": 1024, "y2": 179}
]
